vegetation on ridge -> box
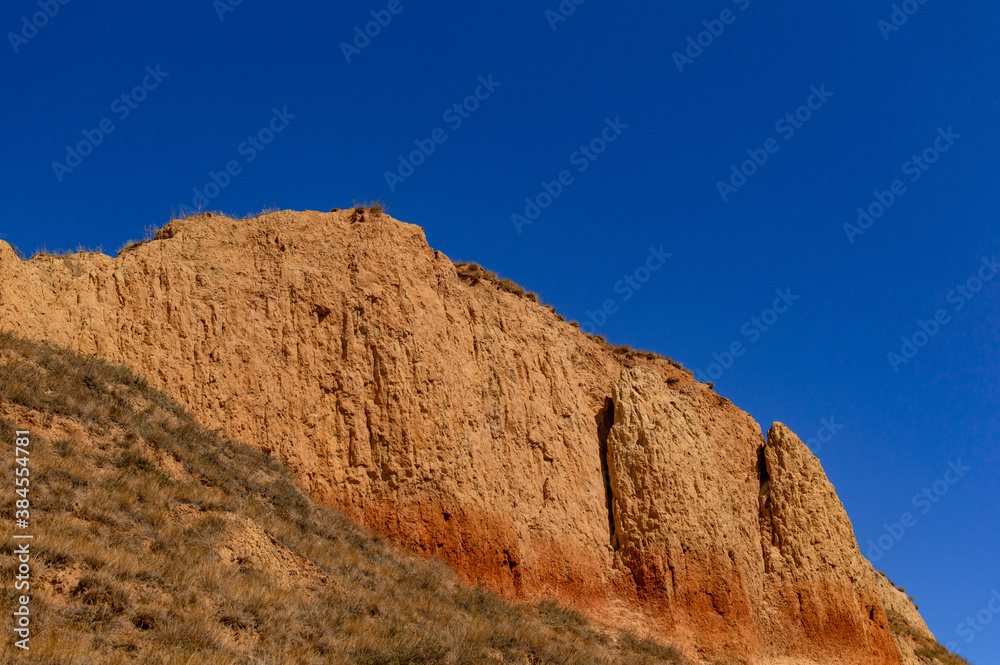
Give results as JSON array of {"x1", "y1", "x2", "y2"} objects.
[
  {"x1": 347, "y1": 197, "x2": 388, "y2": 223},
  {"x1": 453, "y1": 260, "x2": 693, "y2": 375},
  {"x1": 454, "y1": 261, "x2": 540, "y2": 302}
]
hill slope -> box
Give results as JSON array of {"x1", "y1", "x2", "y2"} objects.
[
  {"x1": 0, "y1": 331, "x2": 695, "y2": 664},
  {"x1": 0, "y1": 208, "x2": 970, "y2": 664}
]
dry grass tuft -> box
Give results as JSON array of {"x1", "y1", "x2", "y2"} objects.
[
  {"x1": 349, "y1": 198, "x2": 388, "y2": 223},
  {"x1": 239, "y1": 207, "x2": 280, "y2": 221},
  {"x1": 24, "y1": 244, "x2": 106, "y2": 264},
  {"x1": 116, "y1": 224, "x2": 167, "y2": 256}
]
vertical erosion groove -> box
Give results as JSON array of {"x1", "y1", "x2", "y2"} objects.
[
  {"x1": 757, "y1": 445, "x2": 776, "y2": 571},
  {"x1": 597, "y1": 397, "x2": 618, "y2": 549},
  {"x1": 757, "y1": 446, "x2": 770, "y2": 494}
]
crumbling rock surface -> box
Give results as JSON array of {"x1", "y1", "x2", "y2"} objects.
[{"x1": 0, "y1": 210, "x2": 918, "y2": 663}]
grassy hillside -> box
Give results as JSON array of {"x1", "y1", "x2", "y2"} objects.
[{"x1": 0, "y1": 332, "x2": 689, "y2": 665}]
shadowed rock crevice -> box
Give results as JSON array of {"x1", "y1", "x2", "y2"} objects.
[
  {"x1": 757, "y1": 444, "x2": 776, "y2": 571},
  {"x1": 597, "y1": 397, "x2": 618, "y2": 550},
  {"x1": 756, "y1": 445, "x2": 770, "y2": 495}
]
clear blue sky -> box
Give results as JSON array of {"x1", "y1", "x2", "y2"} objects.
[{"x1": 2, "y1": 1, "x2": 997, "y2": 660}]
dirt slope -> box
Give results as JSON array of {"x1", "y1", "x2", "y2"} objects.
[{"x1": 0, "y1": 208, "x2": 965, "y2": 663}]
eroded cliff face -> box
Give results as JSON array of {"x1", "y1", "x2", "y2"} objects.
[
  {"x1": 759, "y1": 423, "x2": 898, "y2": 662},
  {"x1": 0, "y1": 210, "x2": 910, "y2": 663},
  {"x1": 606, "y1": 371, "x2": 899, "y2": 663}
]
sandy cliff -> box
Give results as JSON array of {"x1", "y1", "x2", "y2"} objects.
[{"x1": 0, "y1": 209, "x2": 919, "y2": 663}]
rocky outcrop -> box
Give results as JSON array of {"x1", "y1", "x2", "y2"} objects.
[
  {"x1": 759, "y1": 423, "x2": 898, "y2": 662},
  {"x1": 0, "y1": 209, "x2": 917, "y2": 663},
  {"x1": 606, "y1": 371, "x2": 899, "y2": 663}
]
